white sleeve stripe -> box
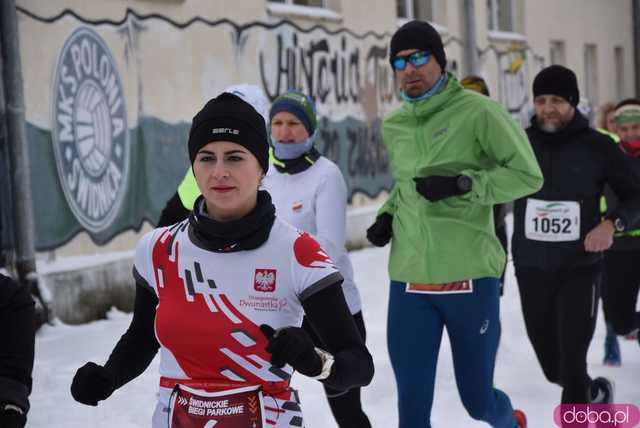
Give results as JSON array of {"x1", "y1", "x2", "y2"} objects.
[
  {"x1": 159, "y1": 229, "x2": 172, "y2": 243},
  {"x1": 299, "y1": 271, "x2": 343, "y2": 302},
  {"x1": 156, "y1": 267, "x2": 165, "y2": 288}
]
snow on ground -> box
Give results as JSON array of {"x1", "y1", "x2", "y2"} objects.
[{"x1": 28, "y1": 245, "x2": 639, "y2": 427}]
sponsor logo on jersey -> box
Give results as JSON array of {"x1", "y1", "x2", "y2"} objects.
[
  {"x1": 293, "y1": 232, "x2": 334, "y2": 269},
  {"x1": 51, "y1": 27, "x2": 129, "y2": 233},
  {"x1": 239, "y1": 296, "x2": 288, "y2": 312},
  {"x1": 254, "y1": 269, "x2": 276, "y2": 292},
  {"x1": 535, "y1": 202, "x2": 572, "y2": 217}
]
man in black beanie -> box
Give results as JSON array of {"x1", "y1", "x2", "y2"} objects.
[
  {"x1": 531, "y1": 65, "x2": 579, "y2": 132},
  {"x1": 512, "y1": 65, "x2": 640, "y2": 406},
  {"x1": 367, "y1": 19, "x2": 543, "y2": 428}
]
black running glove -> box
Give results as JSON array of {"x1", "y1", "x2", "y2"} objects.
[
  {"x1": 413, "y1": 175, "x2": 472, "y2": 202},
  {"x1": 0, "y1": 404, "x2": 26, "y2": 428},
  {"x1": 366, "y1": 213, "x2": 393, "y2": 247},
  {"x1": 70, "y1": 362, "x2": 116, "y2": 406},
  {"x1": 260, "y1": 325, "x2": 322, "y2": 377}
]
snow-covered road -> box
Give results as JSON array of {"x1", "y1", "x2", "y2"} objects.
[{"x1": 28, "y1": 244, "x2": 639, "y2": 427}]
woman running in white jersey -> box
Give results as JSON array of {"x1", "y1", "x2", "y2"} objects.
[
  {"x1": 262, "y1": 91, "x2": 371, "y2": 428},
  {"x1": 70, "y1": 92, "x2": 373, "y2": 428}
]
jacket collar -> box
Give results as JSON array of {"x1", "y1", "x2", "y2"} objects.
[
  {"x1": 273, "y1": 147, "x2": 321, "y2": 175},
  {"x1": 400, "y1": 72, "x2": 461, "y2": 119}
]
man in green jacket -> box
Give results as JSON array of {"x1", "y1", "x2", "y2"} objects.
[{"x1": 366, "y1": 20, "x2": 542, "y2": 428}]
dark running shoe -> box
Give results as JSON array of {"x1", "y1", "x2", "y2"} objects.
[{"x1": 590, "y1": 377, "x2": 615, "y2": 404}]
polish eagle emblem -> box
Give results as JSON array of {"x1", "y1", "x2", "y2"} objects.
[{"x1": 254, "y1": 269, "x2": 276, "y2": 292}]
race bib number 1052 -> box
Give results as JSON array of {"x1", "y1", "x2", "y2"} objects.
[{"x1": 525, "y1": 198, "x2": 580, "y2": 242}]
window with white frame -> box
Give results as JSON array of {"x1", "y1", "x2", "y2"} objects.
[
  {"x1": 614, "y1": 46, "x2": 625, "y2": 101},
  {"x1": 549, "y1": 40, "x2": 566, "y2": 66},
  {"x1": 396, "y1": 0, "x2": 435, "y2": 22},
  {"x1": 584, "y1": 44, "x2": 599, "y2": 107},
  {"x1": 487, "y1": 0, "x2": 515, "y2": 32},
  {"x1": 268, "y1": 0, "x2": 325, "y2": 7}
]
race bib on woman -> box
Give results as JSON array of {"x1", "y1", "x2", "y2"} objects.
[
  {"x1": 525, "y1": 198, "x2": 580, "y2": 242},
  {"x1": 169, "y1": 384, "x2": 265, "y2": 428}
]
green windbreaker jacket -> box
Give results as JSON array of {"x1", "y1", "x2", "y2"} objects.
[{"x1": 379, "y1": 74, "x2": 543, "y2": 284}]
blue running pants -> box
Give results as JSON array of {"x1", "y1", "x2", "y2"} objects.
[{"x1": 387, "y1": 278, "x2": 517, "y2": 428}]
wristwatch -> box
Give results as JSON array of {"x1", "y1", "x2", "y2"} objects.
[
  {"x1": 613, "y1": 217, "x2": 626, "y2": 232},
  {"x1": 311, "y1": 347, "x2": 335, "y2": 380},
  {"x1": 456, "y1": 175, "x2": 473, "y2": 193}
]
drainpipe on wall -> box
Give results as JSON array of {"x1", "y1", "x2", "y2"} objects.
[
  {"x1": 0, "y1": 0, "x2": 37, "y2": 284},
  {"x1": 633, "y1": 0, "x2": 640, "y2": 97},
  {"x1": 463, "y1": 0, "x2": 480, "y2": 76}
]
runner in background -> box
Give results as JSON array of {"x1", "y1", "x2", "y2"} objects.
[
  {"x1": 262, "y1": 91, "x2": 371, "y2": 428},
  {"x1": 597, "y1": 102, "x2": 621, "y2": 143},
  {"x1": 602, "y1": 99, "x2": 640, "y2": 353},
  {"x1": 597, "y1": 101, "x2": 623, "y2": 366},
  {"x1": 512, "y1": 65, "x2": 640, "y2": 405},
  {"x1": 461, "y1": 75, "x2": 509, "y2": 296}
]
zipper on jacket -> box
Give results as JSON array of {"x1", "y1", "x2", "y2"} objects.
[{"x1": 411, "y1": 102, "x2": 432, "y2": 277}]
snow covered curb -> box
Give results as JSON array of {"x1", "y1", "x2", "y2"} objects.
[{"x1": 40, "y1": 254, "x2": 136, "y2": 324}]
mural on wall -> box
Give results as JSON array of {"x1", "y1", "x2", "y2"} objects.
[
  {"x1": 17, "y1": 7, "x2": 398, "y2": 250},
  {"x1": 480, "y1": 42, "x2": 545, "y2": 125},
  {"x1": 52, "y1": 27, "x2": 130, "y2": 234}
]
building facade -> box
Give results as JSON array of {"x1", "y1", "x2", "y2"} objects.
[{"x1": 10, "y1": 0, "x2": 637, "y2": 261}]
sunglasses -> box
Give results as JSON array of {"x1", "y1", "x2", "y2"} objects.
[{"x1": 393, "y1": 51, "x2": 431, "y2": 71}]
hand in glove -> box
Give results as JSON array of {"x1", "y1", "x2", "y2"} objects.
[
  {"x1": 366, "y1": 213, "x2": 393, "y2": 247},
  {"x1": 70, "y1": 362, "x2": 116, "y2": 406},
  {"x1": 260, "y1": 325, "x2": 322, "y2": 377},
  {"x1": 413, "y1": 175, "x2": 472, "y2": 202},
  {"x1": 0, "y1": 404, "x2": 26, "y2": 428}
]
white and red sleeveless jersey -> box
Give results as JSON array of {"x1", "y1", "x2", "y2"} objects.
[{"x1": 134, "y1": 218, "x2": 341, "y2": 428}]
